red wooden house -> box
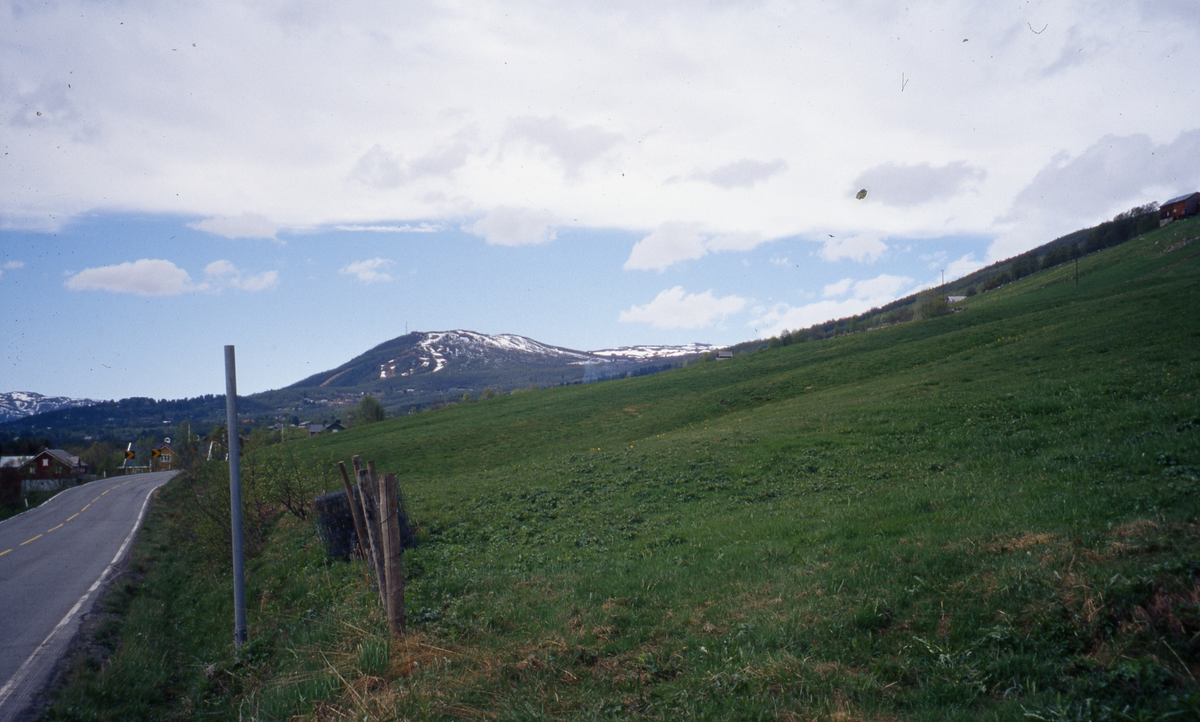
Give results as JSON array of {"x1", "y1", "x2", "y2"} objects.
[
  {"x1": 1160, "y1": 192, "x2": 1200, "y2": 224},
  {"x1": 18, "y1": 449, "x2": 88, "y2": 493},
  {"x1": 20, "y1": 449, "x2": 87, "y2": 480}
]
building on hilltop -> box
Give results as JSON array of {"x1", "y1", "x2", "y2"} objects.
[{"x1": 1159, "y1": 192, "x2": 1200, "y2": 225}]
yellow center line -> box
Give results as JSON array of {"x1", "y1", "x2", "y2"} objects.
[
  {"x1": 82, "y1": 503, "x2": 91, "y2": 512},
  {"x1": 47, "y1": 523, "x2": 64, "y2": 532},
  {"x1": 67, "y1": 513, "x2": 80, "y2": 521},
  {"x1": 101, "y1": 490, "x2": 110, "y2": 496},
  {"x1": 21, "y1": 534, "x2": 43, "y2": 546},
  {"x1": 0, "y1": 549, "x2": 11, "y2": 557},
  {"x1": 92, "y1": 497, "x2": 101, "y2": 503}
]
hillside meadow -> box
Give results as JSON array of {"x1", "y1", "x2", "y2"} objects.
[{"x1": 46, "y1": 219, "x2": 1200, "y2": 721}]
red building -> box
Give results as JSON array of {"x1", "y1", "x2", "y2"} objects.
[
  {"x1": 18, "y1": 449, "x2": 88, "y2": 493},
  {"x1": 1160, "y1": 192, "x2": 1200, "y2": 224},
  {"x1": 20, "y1": 449, "x2": 87, "y2": 480}
]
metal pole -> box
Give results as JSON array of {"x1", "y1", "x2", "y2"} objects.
[{"x1": 225, "y1": 345, "x2": 248, "y2": 648}]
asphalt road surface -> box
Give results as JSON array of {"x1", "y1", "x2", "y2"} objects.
[{"x1": 0, "y1": 471, "x2": 176, "y2": 721}]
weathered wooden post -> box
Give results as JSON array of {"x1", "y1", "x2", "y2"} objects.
[
  {"x1": 378, "y1": 472, "x2": 406, "y2": 637},
  {"x1": 352, "y1": 456, "x2": 387, "y2": 604},
  {"x1": 337, "y1": 461, "x2": 370, "y2": 561}
]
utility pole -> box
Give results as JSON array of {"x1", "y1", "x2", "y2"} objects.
[{"x1": 225, "y1": 345, "x2": 248, "y2": 649}]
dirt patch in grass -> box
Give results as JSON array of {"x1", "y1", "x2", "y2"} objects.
[
  {"x1": 737, "y1": 586, "x2": 784, "y2": 612},
  {"x1": 981, "y1": 531, "x2": 1060, "y2": 554},
  {"x1": 1105, "y1": 519, "x2": 1200, "y2": 557},
  {"x1": 1110, "y1": 518, "x2": 1161, "y2": 540},
  {"x1": 392, "y1": 633, "x2": 458, "y2": 677}
]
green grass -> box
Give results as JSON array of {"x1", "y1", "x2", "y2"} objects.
[{"x1": 46, "y1": 219, "x2": 1200, "y2": 720}]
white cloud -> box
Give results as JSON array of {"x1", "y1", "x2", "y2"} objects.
[
  {"x1": 850, "y1": 274, "x2": 914, "y2": 301},
  {"x1": 752, "y1": 272, "x2": 914, "y2": 337},
  {"x1": 468, "y1": 205, "x2": 561, "y2": 244},
  {"x1": 232, "y1": 270, "x2": 279, "y2": 292},
  {"x1": 65, "y1": 259, "x2": 205, "y2": 296},
  {"x1": 350, "y1": 140, "x2": 473, "y2": 189},
  {"x1": 708, "y1": 232, "x2": 765, "y2": 253},
  {"x1": 351, "y1": 145, "x2": 406, "y2": 189},
  {"x1": 989, "y1": 129, "x2": 1200, "y2": 261},
  {"x1": 945, "y1": 253, "x2": 986, "y2": 281},
  {"x1": 333, "y1": 223, "x2": 441, "y2": 233},
  {"x1": 0, "y1": 260, "x2": 23, "y2": 280},
  {"x1": 619, "y1": 286, "x2": 747, "y2": 330},
  {"x1": 819, "y1": 233, "x2": 888, "y2": 263},
  {"x1": 624, "y1": 223, "x2": 766, "y2": 271},
  {"x1": 224, "y1": 269, "x2": 274, "y2": 291},
  {"x1": 694, "y1": 159, "x2": 788, "y2": 189},
  {"x1": 822, "y1": 278, "x2": 853, "y2": 297},
  {"x1": 625, "y1": 223, "x2": 707, "y2": 271},
  {"x1": 468, "y1": 207, "x2": 558, "y2": 246},
  {"x1": 920, "y1": 250, "x2": 949, "y2": 270},
  {"x1": 504, "y1": 117, "x2": 622, "y2": 179},
  {"x1": 204, "y1": 260, "x2": 238, "y2": 277},
  {"x1": 2, "y1": 0, "x2": 1198, "y2": 260},
  {"x1": 203, "y1": 260, "x2": 279, "y2": 291},
  {"x1": 852, "y1": 161, "x2": 985, "y2": 206},
  {"x1": 189, "y1": 213, "x2": 282, "y2": 240},
  {"x1": 340, "y1": 258, "x2": 395, "y2": 283}
]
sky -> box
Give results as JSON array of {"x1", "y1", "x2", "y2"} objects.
[{"x1": 2, "y1": 0, "x2": 1198, "y2": 402}]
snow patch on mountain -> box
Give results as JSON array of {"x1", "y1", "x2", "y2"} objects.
[
  {"x1": 381, "y1": 330, "x2": 602, "y2": 378},
  {"x1": 377, "y1": 330, "x2": 717, "y2": 379},
  {"x1": 0, "y1": 391, "x2": 100, "y2": 422},
  {"x1": 591, "y1": 343, "x2": 719, "y2": 360}
]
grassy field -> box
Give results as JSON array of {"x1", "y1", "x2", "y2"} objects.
[{"x1": 46, "y1": 219, "x2": 1200, "y2": 721}]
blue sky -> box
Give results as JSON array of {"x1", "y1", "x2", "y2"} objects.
[
  {"x1": 1, "y1": 218, "x2": 990, "y2": 399},
  {"x1": 3, "y1": 0, "x2": 1198, "y2": 401}
]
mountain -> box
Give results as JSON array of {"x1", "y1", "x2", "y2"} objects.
[
  {"x1": 0, "y1": 391, "x2": 99, "y2": 423},
  {"x1": 0, "y1": 332, "x2": 717, "y2": 443},
  {"x1": 290, "y1": 330, "x2": 717, "y2": 390},
  {"x1": 591, "y1": 342, "x2": 717, "y2": 360}
]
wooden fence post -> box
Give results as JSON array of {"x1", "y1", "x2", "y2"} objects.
[
  {"x1": 378, "y1": 472, "x2": 406, "y2": 637},
  {"x1": 337, "y1": 461, "x2": 370, "y2": 561},
  {"x1": 351, "y1": 456, "x2": 387, "y2": 605}
]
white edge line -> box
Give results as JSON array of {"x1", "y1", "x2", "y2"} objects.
[{"x1": 0, "y1": 475, "x2": 171, "y2": 712}]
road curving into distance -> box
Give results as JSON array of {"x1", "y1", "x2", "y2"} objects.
[{"x1": 0, "y1": 471, "x2": 177, "y2": 721}]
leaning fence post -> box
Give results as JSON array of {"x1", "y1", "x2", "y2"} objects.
[
  {"x1": 379, "y1": 472, "x2": 406, "y2": 637},
  {"x1": 352, "y1": 456, "x2": 387, "y2": 604},
  {"x1": 337, "y1": 461, "x2": 370, "y2": 560}
]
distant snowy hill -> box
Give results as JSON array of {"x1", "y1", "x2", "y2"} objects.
[
  {"x1": 0, "y1": 391, "x2": 99, "y2": 422},
  {"x1": 1, "y1": 332, "x2": 719, "y2": 441},
  {"x1": 291, "y1": 330, "x2": 719, "y2": 389},
  {"x1": 377, "y1": 330, "x2": 598, "y2": 379},
  {"x1": 591, "y1": 343, "x2": 718, "y2": 361}
]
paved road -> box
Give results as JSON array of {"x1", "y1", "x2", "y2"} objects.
[{"x1": 0, "y1": 471, "x2": 176, "y2": 721}]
